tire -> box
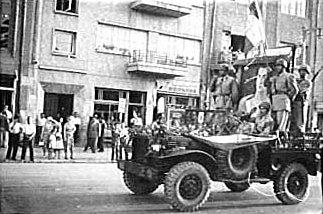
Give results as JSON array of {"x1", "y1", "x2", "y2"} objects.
[
  {"x1": 164, "y1": 162, "x2": 211, "y2": 212},
  {"x1": 216, "y1": 145, "x2": 258, "y2": 180},
  {"x1": 225, "y1": 182, "x2": 250, "y2": 192},
  {"x1": 273, "y1": 163, "x2": 309, "y2": 205},
  {"x1": 123, "y1": 172, "x2": 159, "y2": 195}
]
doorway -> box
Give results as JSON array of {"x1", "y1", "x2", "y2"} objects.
[
  {"x1": 0, "y1": 90, "x2": 12, "y2": 110},
  {"x1": 44, "y1": 93, "x2": 73, "y2": 119}
]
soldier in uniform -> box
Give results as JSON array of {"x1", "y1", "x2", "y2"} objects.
[
  {"x1": 211, "y1": 64, "x2": 239, "y2": 110},
  {"x1": 270, "y1": 58, "x2": 298, "y2": 132},
  {"x1": 253, "y1": 102, "x2": 274, "y2": 135},
  {"x1": 291, "y1": 64, "x2": 311, "y2": 134},
  {"x1": 238, "y1": 102, "x2": 274, "y2": 135}
]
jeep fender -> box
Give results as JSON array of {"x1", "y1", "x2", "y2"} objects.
[{"x1": 159, "y1": 150, "x2": 218, "y2": 180}]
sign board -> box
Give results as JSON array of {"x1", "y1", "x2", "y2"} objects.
[
  {"x1": 118, "y1": 98, "x2": 126, "y2": 113},
  {"x1": 157, "y1": 80, "x2": 199, "y2": 96}
]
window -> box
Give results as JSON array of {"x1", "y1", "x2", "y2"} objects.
[
  {"x1": 97, "y1": 24, "x2": 147, "y2": 56},
  {"x1": 1, "y1": 1, "x2": 10, "y2": 49},
  {"x1": 56, "y1": 0, "x2": 78, "y2": 14},
  {"x1": 53, "y1": 29, "x2": 76, "y2": 55},
  {"x1": 94, "y1": 88, "x2": 146, "y2": 125},
  {"x1": 281, "y1": 0, "x2": 306, "y2": 17},
  {"x1": 157, "y1": 34, "x2": 201, "y2": 64},
  {"x1": 102, "y1": 90, "x2": 119, "y2": 101}
]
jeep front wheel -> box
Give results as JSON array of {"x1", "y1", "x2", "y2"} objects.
[
  {"x1": 225, "y1": 182, "x2": 250, "y2": 192},
  {"x1": 164, "y1": 162, "x2": 211, "y2": 212},
  {"x1": 273, "y1": 163, "x2": 309, "y2": 204},
  {"x1": 123, "y1": 172, "x2": 159, "y2": 195}
]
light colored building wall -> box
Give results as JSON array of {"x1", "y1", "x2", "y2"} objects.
[{"x1": 19, "y1": 0, "x2": 204, "y2": 144}]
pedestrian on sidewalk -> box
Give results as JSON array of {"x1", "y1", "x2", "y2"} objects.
[
  {"x1": 0, "y1": 112, "x2": 9, "y2": 148},
  {"x1": 41, "y1": 116, "x2": 58, "y2": 157},
  {"x1": 48, "y1": 125, "x2": 63, "y2": 159},
  {"x1": 97, "y1": 117, "x2": 106, "y2": 152},
  {"x1": 21, "y1": 116, "x2": 36, "y2": 162},
  {"x1": 72, "y1": 112, "x2": 81, "y2": 145},
  {"x1": 35, "y1": 113, "x2": 46, "y2": 147},
  {"x1": 111, "y1": 122, "x2": 121, "y2": 161},
  {"x1": 85, "y1": 114, "x2": 100, "y2": 153},
  {"x1": 119, "y1": 123, "x2": 129, "y2": 160},
  {"x1": 64, "y1": 116, "x2": 76, "y2": 159},
  {"x1": 2, "y1": 105, "x2": 13, "y2": 122},
  {"x1": 6, "y1": 115, "x2": 23, "y2": 161}
]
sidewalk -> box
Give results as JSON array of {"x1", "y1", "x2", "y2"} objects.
[{"x1": 0, "y1": 146, "x2": 119, "y2": 163}]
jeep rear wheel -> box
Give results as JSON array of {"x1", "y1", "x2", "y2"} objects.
[
  {"x1": 164, "y1": 162, "x2": 211, "y2": 212},
  {"x1": 273, "y1": 163, "x2": 309, "y2": 204},
  {"x1": 217, "y1": 145, "x2": 258, "y2": 180},
  {"x1": 123, "y1": 172, "x2": 159, "y2": 195},
  {"x1": 225, "y1": 182, "x2": 250, "y2": 192}
]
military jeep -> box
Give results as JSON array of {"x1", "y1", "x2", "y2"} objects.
[{"x1": 117, "y1": 131, "x2": 321, "y2": 212}]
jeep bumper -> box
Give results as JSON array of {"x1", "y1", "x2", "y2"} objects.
[{"x1": 117, "y1": 160, "x2": 160, "y2": 181}]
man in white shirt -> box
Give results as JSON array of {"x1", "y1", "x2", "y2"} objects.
[
  {"x1": 21, "y1": 116, "x2": 36, "y2": 162},
  {"x1": 6, "y1": 115, "x2": 23, "y2": 161}
]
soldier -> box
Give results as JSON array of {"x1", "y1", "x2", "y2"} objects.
[
  {"x1": 270, "y1": 58, "x2": 298, "y2": 132},
  {"x1": 253, "y1": 102, "x2": 274, "y2": 135},
  {"x1": 211, "y1": 64, "x2": 239, "y2": 110},
  {"x1": 291, "y1": 64, "x2": 311, "y2": 134}
]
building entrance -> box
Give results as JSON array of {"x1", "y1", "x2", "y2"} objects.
[
  {"x1": 0, "y1": 90, "x2": 12, "y2": 110},
  {"x1": 44, "y1": 93, "x2": 73, "y2": 119}
]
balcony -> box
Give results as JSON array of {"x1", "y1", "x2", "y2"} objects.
[
  {"x1": 130, "y1": 0, "x2": 191, "y2": 18},
  {"x1": 127, "y1": 50, "x2": 188, "y2": 78}
]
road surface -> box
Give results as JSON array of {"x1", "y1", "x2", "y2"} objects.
[{"x1": 1, "y1": 163, "x2": 322, "y2": 214}]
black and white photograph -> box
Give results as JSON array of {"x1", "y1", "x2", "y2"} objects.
[{"x1": 0, "y1": 0, "x2": 322, "y2": 213}]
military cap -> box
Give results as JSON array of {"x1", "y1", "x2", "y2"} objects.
[
  {"x1": 275, "y1": 58, "x2": 288, "y2": 68},
  {"x1": 259, "y1": 102, "x2": 271, "y2": 111},
  {"x1": 299, "y1": 64, "x2": 311, "y2": 74}
]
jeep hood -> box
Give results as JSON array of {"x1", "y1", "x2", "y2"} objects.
[{"x1": 187, "y1": 134, "x2": 277, "y2": 151}]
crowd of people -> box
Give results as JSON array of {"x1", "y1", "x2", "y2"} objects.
[
  {"x1": 0, "y1": 109, "x2": 81, "y2": 162},
  {"x1": 83, "y1": 110, "x2": 145, "y2": 162}
]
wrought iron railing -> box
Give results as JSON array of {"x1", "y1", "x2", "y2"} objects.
[{"x1": 129, "y1": 50, "x2": 188, "y2": 68}]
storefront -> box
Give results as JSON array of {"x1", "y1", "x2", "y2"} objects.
[
  {"x1": 0, "y1": 74, "x2": 16, "y2": 112},
  {"x1": 155, "y1": 79, "x2": 200, "y2": 128},
  {"x1": 94, "y1": 88, "x2": 147, "y2": 125}
]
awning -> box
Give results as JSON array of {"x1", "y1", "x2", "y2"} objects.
[{"x1": 40, "y1": 82, "x2": 84, "y2": 94}]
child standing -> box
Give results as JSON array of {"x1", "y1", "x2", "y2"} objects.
[{"x1": 48, "y1": 126, "x2": 64, "y2": 159}]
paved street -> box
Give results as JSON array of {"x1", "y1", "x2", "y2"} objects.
[{"x1": 0, "y1": 163, "x2": 322, "y2": 214}]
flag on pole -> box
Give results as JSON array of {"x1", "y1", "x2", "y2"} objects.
[{"x1": 244, "y1": 0, "x2": 266, "y2": 58}]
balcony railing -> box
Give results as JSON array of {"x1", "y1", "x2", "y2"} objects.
[{"x1": 130, "y1": 50, "x2": 188, "y2": 68}]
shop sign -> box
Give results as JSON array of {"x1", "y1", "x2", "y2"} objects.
[
  {"x1": 157, "y1": 80, "x2": 199, "y2": 96},
  {"x1": 118, "y1": 98, "x2": 126, "y2": 113}
]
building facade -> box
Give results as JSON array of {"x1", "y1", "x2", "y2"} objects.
[
  {"x1": 7, "y1": 0, "x2": 204, "y2": 144},
  {"x1": 0, "y1": 0, "x2": 19, "y2": 113}
]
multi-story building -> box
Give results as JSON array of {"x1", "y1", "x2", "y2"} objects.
[{"x1": 3, "y1": 0, "x2": 204, "y2": 144}]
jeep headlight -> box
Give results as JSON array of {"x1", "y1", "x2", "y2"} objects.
[{"x1": 151, "y1": 144, "x2": 161, "y2": 152}]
